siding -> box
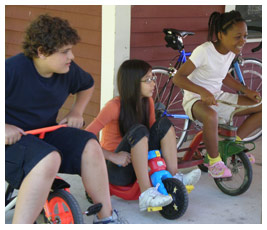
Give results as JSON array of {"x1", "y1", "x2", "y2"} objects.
[
  {"x1": 5, "y1": 5, "x2": 102, "y2": 127},
  {"x1": 130, "y1": 5, "x2": 261, "y2": 65}
]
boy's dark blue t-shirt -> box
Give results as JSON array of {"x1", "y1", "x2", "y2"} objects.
[{"x1": 5, "y1": 53, "x2": 94, "y2": 131}]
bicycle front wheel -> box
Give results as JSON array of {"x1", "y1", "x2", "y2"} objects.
[
  {"x1": 45, "y1": 189, "x2": 84, "y2": 224},
  {"x1": 152, "y1": 67, "x2": 189, "y2": 149},
  {"x1": 225, "y1": 58, "x2": 262, "y2": 142}
]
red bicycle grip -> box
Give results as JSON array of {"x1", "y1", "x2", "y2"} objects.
[{"x1": 25, "y1": 124, "x2": 67, "y2": 139}]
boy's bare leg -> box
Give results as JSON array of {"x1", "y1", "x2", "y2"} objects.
[
  {"x1": 236, "y1": 95, "x2": 262, "y2": 139},
  {"x1": 12, "y1": 151, "x2": 61, "y2": 224},
  {"x1": 192, "y1": 101, "x2": 219, "y2": 158},
  {"x1": 160, "y1": 125, "x2": 179, "y2": 175},
  {"x1": 81, "y1": 139, "x2": 113, "y2": 219}
]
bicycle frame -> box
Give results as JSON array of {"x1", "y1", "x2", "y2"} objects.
[
  {"x1": 174, "y1": 49, "x2": 191, "y2": 69},
  {"x1": 176, "y1": 100, "x2": 260, "y2": 169}
]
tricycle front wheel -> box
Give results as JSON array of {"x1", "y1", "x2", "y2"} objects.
[
  {"x1": 215, "y1": 152, "x2": 252, "y2": 196},
  {"x1": 159, "y1": 178, "x2": 189, "y2": 220}
]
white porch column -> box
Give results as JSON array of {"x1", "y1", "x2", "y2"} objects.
[{"x1": 101, "y1": 5, "x2": 131, "y2": 108}]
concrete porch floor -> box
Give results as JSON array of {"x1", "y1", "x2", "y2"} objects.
[{"x1": 5, "y1": 138, "x2": 262, "y2": 224}]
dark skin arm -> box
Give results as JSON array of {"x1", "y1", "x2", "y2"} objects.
[
  {"x1": 172, "y1": 59, "x2": 218, "y2": 106},
  {"x1": 222, "y1": 73, "x2": 261, "y2": 102}
]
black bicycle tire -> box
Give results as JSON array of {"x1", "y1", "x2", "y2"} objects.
[
  {"x1": 214, "y1": 151, "x2": 253, "y2": 196},
  {"x1": 228, "y1": 58, "x2": 262, "y2": 142},
  {"x1": 152, "y1": 66, "x2": 189, "y2": 149},
  {"x1": 159, "y1": 178, "x2": 189, "y2": 220},
  {"x1": 46, "y1": 189, "x2": 84, "y2": 224}
]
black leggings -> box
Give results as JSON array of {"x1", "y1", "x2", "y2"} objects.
[{"x1": 107, "y1": 117, "x2": 173, "y2": 186}]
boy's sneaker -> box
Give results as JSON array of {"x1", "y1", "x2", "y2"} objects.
[
  {"x1": 139, "y1": 184, "x2": 173, "y2": 212},
  {"x1": 93, "y1": 209, "x2": 129, "y2": 224},
  {"x1": 173, "y1": 168, "x2": 201, "y2": 185},
  {"x1": 208, "y1": 161, "x2": 232, "y2": 178}
]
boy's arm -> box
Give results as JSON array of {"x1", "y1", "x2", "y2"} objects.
[{"x1": 59, "y1": 85, "x2": 95, "y2": 128}]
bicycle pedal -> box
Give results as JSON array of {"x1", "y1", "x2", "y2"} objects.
[
  {"x1": 185, "y1": 185, "x2": 195, "y2": 194},
  {"x1": 85, "y1": 203, "x2": 102, "y2": 216},
  {"x1": 147, "y1": 206, "x2": 163, "y2": 212}
]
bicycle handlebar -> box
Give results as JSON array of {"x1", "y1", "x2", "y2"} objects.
[
  {"x1": 217, "y1": 99, "x2": 262, "y2": 125},
  {"x1": 216, "y1": 99, "x2": 261, "y2": 109},
  {"x1": 25, "y1": 124, "x2": 67, "y2": 138}
]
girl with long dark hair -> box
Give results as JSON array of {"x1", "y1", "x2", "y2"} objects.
[{"x1": 86, "y1": 59, "x2": 200, "y2": 212}]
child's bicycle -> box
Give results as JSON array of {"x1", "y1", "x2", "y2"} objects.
[
  {"x1": 5, "y1": 125, "x2": 102, "y2": 224},
  {"x1": 174, "y1": 100, "x2": 261, "y2": 196},
  {"x1": 87, "y1": 150, "x2": 193, "y2": 220},
  {"x1": 152, "y1": 27, "x2": 262, "y2": 149}
]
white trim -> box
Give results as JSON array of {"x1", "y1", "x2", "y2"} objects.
[
  {"x1": 225, "y1": 5, "x2": 235, "y2": 12},
  {"x1": 246, "y1": 38, "x2": 261, "y2": 43},
  {"x1": 101, "y1": 5, "x2": 131, "y2": 109},
  {"x1": 113, "y1": 5, "x2": 131, "y2": 97},
  {"x1": 101, "y1": 5, "x2": 116, "y2": 109}
]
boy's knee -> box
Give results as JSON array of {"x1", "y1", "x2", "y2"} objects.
[
  {"x1": 49, "y1": 151, "x2": 61, "y2": 164},
  {"x1": 37, "y1": 151, "x2": 61, "y2": 178},
  {"x1": 47, "y1": 151, "x2": 61, "y2": 168},
  {"x1": 83, "y1": 138, "x2": 103, "y2": 159}
]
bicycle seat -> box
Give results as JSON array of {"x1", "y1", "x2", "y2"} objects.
[{"x1": 163, "y1": 28, "x2": 195, "y2": 38}]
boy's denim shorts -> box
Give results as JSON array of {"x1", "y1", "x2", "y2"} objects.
[{"x1": 5, "y1": 127, "x2": 97, "y2": 189}]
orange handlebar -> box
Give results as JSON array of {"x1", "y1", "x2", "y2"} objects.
[{"x1": 25, "y1": 124, "x2": 67, "y2": 139}]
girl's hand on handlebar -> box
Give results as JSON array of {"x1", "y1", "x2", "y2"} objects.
[
  {"x1": 200, "y1": 90, "x2": 218, "y2": 106},
  {"x1": 5, "y1": 124, "x2": 25, "y2": 145},
  {"x1": 243, "y1": 88, "x2": 261, "y2": 102}
]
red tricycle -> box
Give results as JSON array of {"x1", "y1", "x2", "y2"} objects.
[
  {"x1": 175, "y1": 100, "x2": 261, "y2": 196},
  {"x1": 5, "y1": 125, "x2": 102, "y2": 224},
  {"x1": 88, "y1": 149, "x2": 192, "y2": 220}
]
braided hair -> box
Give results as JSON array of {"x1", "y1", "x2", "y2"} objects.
[{"x1": 207, "y1": 10, "x2": 245, "y2": 41}]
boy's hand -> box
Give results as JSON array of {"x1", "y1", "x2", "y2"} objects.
[
  {"x1": 5, "y1": 124, "x2": 25, "y2": 145},
  {"x1": 59, "y1": 111, "x2": 84, "y2": 129}
]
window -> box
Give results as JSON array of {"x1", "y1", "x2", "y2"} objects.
[{"x1": 225, "y1": 5, "x2": 262, "y2": 40}]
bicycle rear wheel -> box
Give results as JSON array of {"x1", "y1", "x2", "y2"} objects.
[
  {"x1": 224, "y1": 58, "x2": 262, "y2": 142},
  {"x1": 152, "y1": 67, "x2": 189, "y2": 149}
]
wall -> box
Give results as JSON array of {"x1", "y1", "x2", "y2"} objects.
[
  {"x1": 5, "y1": 5, "x2": 102, "y2": 126},
  {"x1": 130, "y1": 5, "x2": 261, "y2": 65}
]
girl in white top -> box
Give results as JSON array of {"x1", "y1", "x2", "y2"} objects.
[{"x1": 173, "y1": 11, "x2": 262, "y2": 178}]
